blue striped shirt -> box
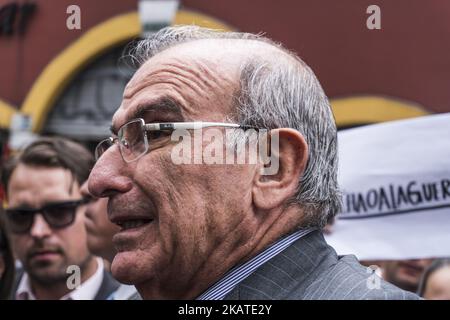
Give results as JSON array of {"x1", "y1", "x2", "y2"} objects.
[{"x1": 197, "y1": 228, "x2": 315, "y2": 300}]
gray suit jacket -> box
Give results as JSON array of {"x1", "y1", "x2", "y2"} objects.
[{"x1": 224, "y1": 230, "x2": 420, "y2": 300}]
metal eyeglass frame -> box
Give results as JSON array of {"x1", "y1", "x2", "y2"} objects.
[{"x1": 95, "y1": 118, "x2": 256, "y2": 163}]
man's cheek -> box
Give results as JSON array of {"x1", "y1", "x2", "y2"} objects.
[{"x1": 11, "y1": 237, "x2": 25, "y2": 259}]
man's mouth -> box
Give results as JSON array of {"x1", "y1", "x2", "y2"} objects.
[
  {"x1": 111, "y1": 216, "x2": 155, "y2": 252},
  {"x1": 28, "y1": 249, "x2": 62, "y2": 262}
]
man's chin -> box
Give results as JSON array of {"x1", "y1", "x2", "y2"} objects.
[
  {"x1": 27, "y1": 257, "x2": 62, "y2": 273},
  {"x1": 27, "y1": 266, "x2": 67, "y2": 285},
  {"x1": 111, "y1": 251, "x2": 147, "y2": 285}
]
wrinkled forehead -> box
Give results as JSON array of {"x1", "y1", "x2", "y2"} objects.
[{"x1": 110, "y1": 41, "x2": 245, "y2": 134}]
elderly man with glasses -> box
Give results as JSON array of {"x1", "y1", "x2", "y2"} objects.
[
  {"x1": 89, "y1": 26, "x2": 419, "y2": 300},
  {"x1": 1, "y1": 137, "x2": 119, "y2": 300}
]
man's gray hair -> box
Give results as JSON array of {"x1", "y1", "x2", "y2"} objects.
[{"x1": 125, "y1": 25, "x2": 341, "y2": 228}]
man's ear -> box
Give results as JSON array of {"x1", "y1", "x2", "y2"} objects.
[{"x1": 252, "y1": 128, "x2": 308, "y2": 210}]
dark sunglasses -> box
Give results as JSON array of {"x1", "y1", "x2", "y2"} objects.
[{"x1": 4, "y1": 198, "x2": 90, "y2": 234}]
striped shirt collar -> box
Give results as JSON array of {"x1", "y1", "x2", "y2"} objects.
[{"x1": 197, "y1": 228, "x2": 315, "y2": 300}]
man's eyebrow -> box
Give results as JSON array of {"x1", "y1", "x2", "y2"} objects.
[
  {"x1": 110, "y1": 97, "x2": 184, "y2": 135},
  {"x1": 132, "y1": 97, "x2": 184, "y2": 120}
]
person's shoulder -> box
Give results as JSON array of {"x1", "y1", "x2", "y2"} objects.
[{"x1": 298, "y1": 254, "x2": 420, "y2": 300}]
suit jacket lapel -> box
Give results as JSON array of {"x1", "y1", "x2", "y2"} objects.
[{"x1": 93, "y1": 269, "x2": 120, "y2": 300}]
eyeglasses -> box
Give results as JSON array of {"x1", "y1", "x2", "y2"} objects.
[
  {"x1": 95, "y1": 118, "x2": 252, "y2": 163},
  {"x1": 4, "y1": 199, "x2": 90, "y2": 234}
]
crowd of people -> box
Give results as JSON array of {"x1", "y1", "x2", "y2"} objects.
[{"x1": 0, "y1": 26, "x2": 449, "y2": 300}]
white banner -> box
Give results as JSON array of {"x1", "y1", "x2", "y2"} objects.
[{"x1": 325, "y1": 113, "x2": 450, "y2": 260}]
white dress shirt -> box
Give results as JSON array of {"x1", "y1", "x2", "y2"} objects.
[
  {"x1": 108, "y1": 284, "x2": 140, "y2": 300},
  {"x1": 16, "y1": 257, "x2": 104, "y2": 300}
]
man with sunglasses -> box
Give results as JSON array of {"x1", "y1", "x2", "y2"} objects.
[
  {"x1": 1, "y1": 137, "x2": 119, "y2": 300},
  {"x1": 88, "y1": 26, "x2": 418, "y2": 300}
]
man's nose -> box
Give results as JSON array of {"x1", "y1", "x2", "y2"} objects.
[
  {"x1": 30, "y1": 214, "x2": 52, "y2": 239},
  {"x1": 88, "y1": 148, "x2": 133, "y2": 198}
]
